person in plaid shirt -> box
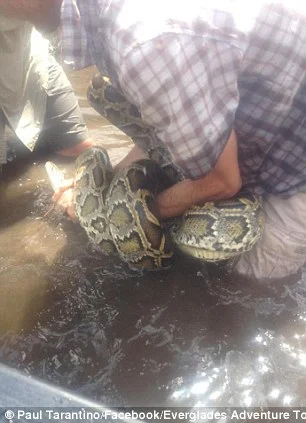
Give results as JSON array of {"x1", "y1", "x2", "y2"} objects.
[{"x1": 2, "y1": 0, "x2": 306, "y2": 282}]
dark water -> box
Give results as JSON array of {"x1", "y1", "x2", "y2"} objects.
[{"x1": 0, "y1": 68, "x2": 306, "y2": 408}]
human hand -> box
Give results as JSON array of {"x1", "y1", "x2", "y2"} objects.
[
  {"x1": 52, "y1": 179, "x2": 77, "y2": 221},
  {"x1": 113, "y1": 145, "x2": 147, "y2": 174}
]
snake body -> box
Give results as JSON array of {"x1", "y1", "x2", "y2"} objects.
[
  {"x1": 171, "y1": 194, "x2": 263, "y2": 261},
  {"x1": 72, "y1": 73, "x2": 265, "y2": 270},
  {"x1": 75, "y1": 148, "x2": 174, "y2": 269},
  {"x1": 75, "y1": 148, "x2": 117, "y2": 255},
  {"x1": 74, "y1": 147, "x2": 264, "y2": 270},
  {"x1": 107, "y1": 159, "x2": 174, "y2": 270}
]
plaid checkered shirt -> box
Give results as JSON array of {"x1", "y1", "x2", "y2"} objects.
[{"x1": 62, "y1": 0, "x2": 306, "y2": 197}]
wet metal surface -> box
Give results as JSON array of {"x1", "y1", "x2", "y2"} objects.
[{"x1": 0, "y1": 68, "x2": 306, "y2": 408}]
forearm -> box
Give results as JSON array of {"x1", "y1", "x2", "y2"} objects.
[
  {"x1": 113, "y1": 145, "x2": 147, "y2": 173},
  {"x1": 156, "y1": 170, "x2": 240, "y2": 219},
  {"x1": 156, "y1": 129, "x2": 242, "y2": 219},
  {"x1": 57, "y1": 139, "x2": 95, "y2": 157}
]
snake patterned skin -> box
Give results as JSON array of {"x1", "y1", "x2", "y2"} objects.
[
  {"x1": 72, "y1": 74, "x2": 265, "y2": 270},
  {"x1": 74, "y1": 147, "x2": 264, "y2": 270}
]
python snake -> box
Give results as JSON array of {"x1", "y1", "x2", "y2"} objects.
[
  {"x1": 59, "y1": 73, "x2": 265, "y2": 270},
  {"x1": 74, "y1": 146, "x2": 264, "y2": 271}
]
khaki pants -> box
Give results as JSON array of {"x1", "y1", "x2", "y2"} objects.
[
  {"x1": 234, "y1": 192, "x2": 306, "y2": 281},
  {"x1": 0, "y1": 55, "x2": 89, "y2": 166}
]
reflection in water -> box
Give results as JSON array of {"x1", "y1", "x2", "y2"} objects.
[{"x1": 0, "y1": 68, "x2": 306, "y2": 409}]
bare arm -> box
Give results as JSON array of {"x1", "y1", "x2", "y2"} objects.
[
  {"x1": 156, "y1": 129, "x2": 242, "y2": 219},
  {"x1": 113, "y1": 145, "x2": 147, "y2": 173}
]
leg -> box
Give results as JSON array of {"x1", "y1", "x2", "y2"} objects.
[
  {"x1": 38, "y1": 55, "x2": 93, "y2": 156},
  {"x1": 234, "y1": 192, "x2": 306, "y2": 281}
]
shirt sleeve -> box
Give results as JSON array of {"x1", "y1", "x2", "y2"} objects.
[{"x1": 120, "y1": 34, "x2": 242, "y2": 179}]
